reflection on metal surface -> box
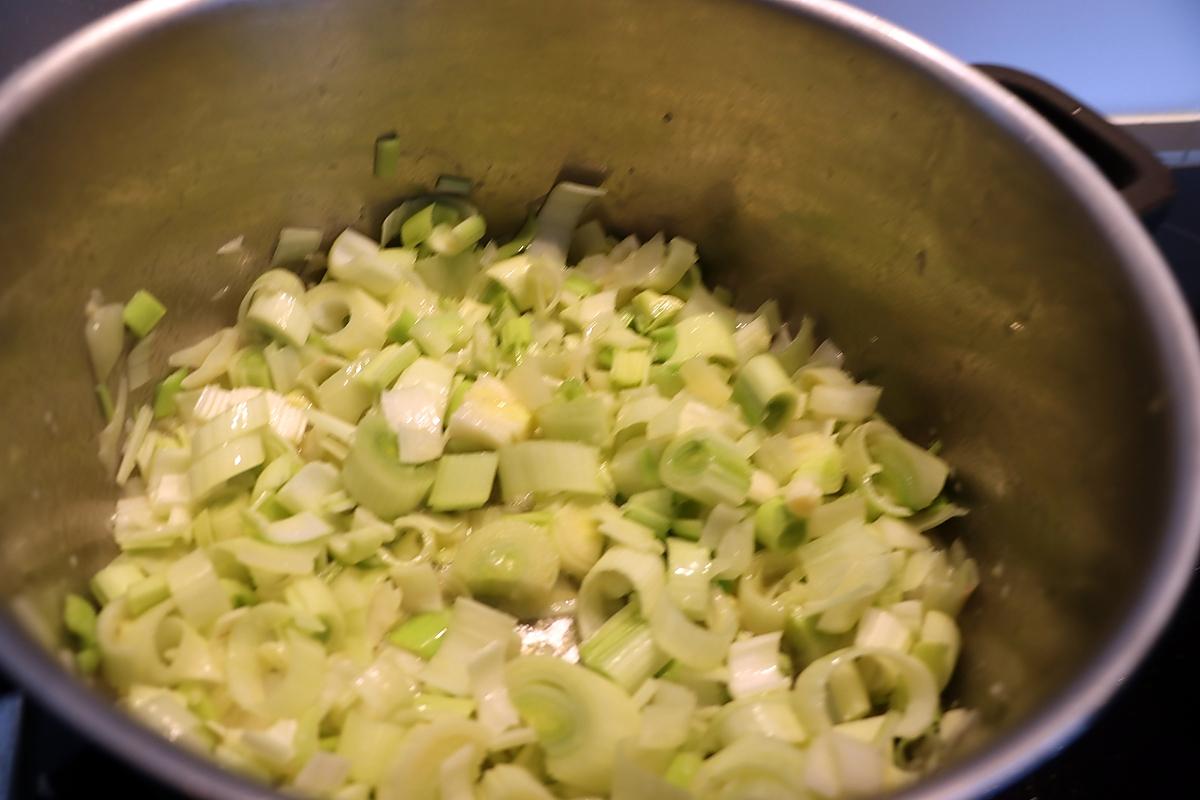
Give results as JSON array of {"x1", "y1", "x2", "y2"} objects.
[{"x1": 518, "y1": 616, "x2": 579, "y2": 663}]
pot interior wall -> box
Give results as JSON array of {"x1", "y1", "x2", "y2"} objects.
[{"x1": 0, "y1": 0, "x2": 1174, "y2": 773}]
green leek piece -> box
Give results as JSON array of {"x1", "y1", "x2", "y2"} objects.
[
  {"x1": 63, "y1": 594, "x2": 98, "y2": 643},
  {"x1": 270, "y1": 227, "x2": 322, "y2": 266},
  {"x1": 126, "y1": 574, "x2": 170, "y2": 616},
  {"x1": 733, "y1": 354, "x2": 799, "y2": 431},
  {"x1": 356, "y1": 341, "x2": 420, "y2": 391},
  {"x1": 428, "y1": 215, "x2": 487, "y2": 256},
  {"x1": 534, "y1": 395, "x2": 610, "y2": 446},
  {"x1": 90, "y1": 561, "x2": 145, "y2": 604},
  {"x1": 447, "y1": 377, "x2": 473, "y2": 417},
  {"x1": 388, "y1": 610, "x2": 451, "y2": 659},
  {"x1": 610, "y1": 349, "x2": 651, "y2": 389},
  {"x1": 95, "y1": 384, "x2": 114, "y2": 422},
  {"x1": 912, "y1": 609, "x2": 962, "y2": 690},
  {"x1": 374, "y1": 134, "x2": 400, "y2": 178},
  {"x1": 669, "y1": 265, "x2": 701, "y2": 299},
  {"x1": 650, "y1": 326, "x2": 678, "y2": 363},
  {"x1": 785, "y1": 610, "x2": 853, "y2": 668},
  {"x1": 494, "y1": 215, "x2": 537, "y2": 260},
  {"x1": 228, "y1": 347, "x2": 272, "y2": 388},
  {"x1": 827, "y1": 661, "x2": 871, "y2": 722},
  {"x1": 556, "y1": 378, "x2": 586, "y2": 401},
  {"x1": 632, "y1": 290, "x2": 684, "y2": 333},
  {"x1": 122, "y1": 290, "x2": 166, "y2": 337},
  {"x1": 222, "y1": 578, "x2": 256, "y2": 608},
  {"x1": 775, "y1": 316, "x2": 815, "y2": 374},
  {"x1": 435, "y1": 174, "x2": 473, "y2": 196},
  {"x1": 500, "y1": 315, "x2": 532, "y2": 357},
  {"x1": 563, "y1": 272, "x2": 599, "y2": 298},
  {"x1": 497, "y1": 441, "x2": 606, "y2": 503},
  {"x1": 387, "y1": 309, "x2": 418, "y2": 344},
  {"x1": 671, "y1": 518, "x2": 703, "y2": 541},
  {"x1": 451, "y1": 519, "x2": 559, "y2": 615},
  {"x1": 410, "y1": 311, "x2": 468, "y2": 357},
  {"x1": 668, "y1": 313, "x2": 736, "y2": 366},
  {"x1": 622, "y1": 489, "x2": 674, "y2": 536},
  {"x1": 659, "y1": 430, "x2": 752, "y2": 507},
  {"x1": 152, "y1": 368, "x2": 188, "y2": 418},
  {"x1": 76, "y1": 648, "x2": 100, "y2": 675},
  {"x1": 341, "y1": 414, "x2": 435, "y2": 519},
  {"x1": 664, "y1": 751, "x2": 703, "y2": 789},
  {"x1": 754, "y1": 497, "x2": 806, "y2": 551},
  {"x1": 578, "y1": 602, "x2": 669, "y2": 691},
  {"x1": 679, "y1": 358, "x2": 732, "y2": 407},
  {"x1": 428, "y1": 452, "x2": 498, "y2": 511},
  {"x1": 401, "y1": 204, "x2": 436, "y2": 248},
  {"x1": 609, "y1": 437, "x2": 667, "y2": 497},
  {"x1": 649, "y1": 363, "x2": 684, "y2": 396},
  {"x1": 415, "y1": 251, "x2": 482, "y2": 300}
]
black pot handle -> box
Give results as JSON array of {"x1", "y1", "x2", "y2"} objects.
[{"x1": 975, "y1": 64, "x2": 1174, "y2": 225}]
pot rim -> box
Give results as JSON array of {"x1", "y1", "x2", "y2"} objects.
[{"x1": 1, "y1": 1, "x2": 1198, "y2": 798}]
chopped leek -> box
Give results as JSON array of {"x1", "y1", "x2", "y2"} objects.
[
  {"x1": 429, "y1": 452, "x2": 499, "y2": 511},
  {"x1": 659, "y1": 430, "x2": 752, "y2": 507},
  {"x1": 668, "y1": 314, "x2": 736, "y2": 366},
  {"x1": 732, "y1": 353, "x2": 799, "y2": 431},
  {"x1": 78, "y1": 180, "x2": 978, "y2": 799},
  {"x1": 423, "y1": 598, "x2": 517, "y2": 696},
  {"x1": 123, "y1": 289, "x2": 167, "y2": 337},
  {"x1": 153, "y1": 368, "x2": 189, "y2": 418},
  {"x1": 342, "y1": 414, "x2": 435, "y2": 519},
  {"x1": 452, "y1": 519, "x2": 559, "y2": 615},
  {"x1": 692, "y1": 737, "x2": 808, "y2": 800},
  {"x1": 272, "y1": 227, "x2": 322, "y2": 266},
  {"x1": 507, "y1": 655, "x2": 639, "y2": 793},
  {"x1": 578, "y1": 602, "x2": 669, "y2": 691},
  {"x1": 374, "y1": 134, "x2": 400, "y2": 178},
  {"x1": 390, "y1": 610, "x2": 451, "y2": 659},
  {"x1": 84, "y1": 292, "x2": 125, "y2": 382},
  {"x1": 497, "y1": 441, "x2": 605, "y2": 503}
]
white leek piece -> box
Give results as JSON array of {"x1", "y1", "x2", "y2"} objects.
[
  {"x1": 376, "y1": 718, "x2": 491, "y2": 800},
  {"x1": 468, "y1": 641, "x2": 521, "y2": 734},
  {"x1": 506, "y1": 655, "x2": 639, "y2": 793},
  {"x1": 422, "y1": 598, "x2": 517, "y2": 695},
  {"x1": 727, "y1": 631, "x2": 790, "y2": 699},
  {"x1": 381, "y1": 357, "x2": 453, "y2": 463},
  {"x1": 577, "y1": 546, "x2": 665, "y2": 638},
  {"x1": 527, "y1": 182, "x2": 606, "y2": 266},
  {"x1": 84, "y1": 292, "x2": 125, "y2": 382},
  {"x1": 446, "y1": 375, "x2": 532, "y2": 450}
]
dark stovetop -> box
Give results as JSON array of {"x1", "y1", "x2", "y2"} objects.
[{"x1": 2, "y1": 169, "x2": 1198, "y2": 799}]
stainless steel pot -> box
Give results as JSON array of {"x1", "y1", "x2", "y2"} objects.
[{"x1": 1, "y1": 1, "x2": 1197, "y2": 798}]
